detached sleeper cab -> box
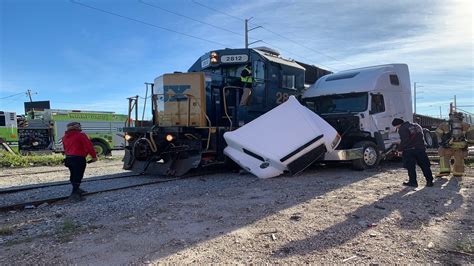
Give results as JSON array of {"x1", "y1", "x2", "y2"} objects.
[{"x1": 224, "y1": 96, "x2": 340, "y2": 178}]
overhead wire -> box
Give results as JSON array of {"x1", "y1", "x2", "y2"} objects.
[
  {"x1": 0, "y1": 92, "x2": 25, "y2": 100},
  {"x1": 191, "y1": 0, "x2": 352, "y2": 69},
  {"x1": 139, "y1": 0, "x2": 243, "y2": 37},
  {"x1": 70, "y1": 0, "x2": 232, "y2": 47},
  {"x1": 1, "y1": 94, "x2": 25, "y2": 103},
  {"x1": 257, "y1": 25, "x2": 354, "y2": 68},
  {"x1": 191, "y1": 0, "x2": 244, "y2": 22},
  {"x1": 140, "y1": 0, "x2": 333, "y2": 70}
]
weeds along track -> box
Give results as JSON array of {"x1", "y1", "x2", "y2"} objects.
[
  {"x1": 0, "y1": 167, "x2": 226, "y2": 212},
  {"x1": 0, "y1": 162, "x2": 124, "y2": 178}
]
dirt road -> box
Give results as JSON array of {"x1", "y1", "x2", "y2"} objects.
[{"x1": 0, "y1": 161, "x2": 472, "y2": 264}]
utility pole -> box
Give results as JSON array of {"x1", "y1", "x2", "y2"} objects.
[
  {"x1": 244, "y1": 17, "x2": 262, "y2": 48},
  {"x1": 454, "y1": 95, "x2": 457, "y2": 111},
  {"x1": 439, "y1": 106, "x2": 442, "y2": 118},
  {"x1": 245, "y1": 18, "x2": 248, "y2": 48},
  {"x1": 26, "y1": 89, "x2": 33, "y2": 102},
  {"x1": 413, "y1": 82, "x2": 418, "y2": 114}
]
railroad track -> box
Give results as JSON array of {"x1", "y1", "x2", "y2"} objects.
[
  {"x1": 0, "y1": 162, "x2": 124, "y2": 178},
  {"x1": 0, "y1": 176, "x2": 180, "y2": 213},
  {"x1": 0, "y1": 173, "x2": 141, "y2": 194},
  {"x1": 0, "y1": 167, "x2": 227, "y2": 212}
]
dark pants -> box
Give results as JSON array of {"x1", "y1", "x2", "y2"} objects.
[
  {"x1": 64, "y1": 156, "x2": 87, "y2": 193},
  {"x1": 402, "y1": 149, "x2": 433, "y2": 185}
]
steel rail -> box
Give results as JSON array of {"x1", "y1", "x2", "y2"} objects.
[
  {"x1": 0, "y1": 173, "x2": 141, "y2": 194},
  {"x1": 0, "y1": 167, "x2": 227, "y2": 212},
  {"x1": 0, "y1": 162, "x2": 124, "y2": 178},
  {"x1": 0, "y1": 177, "x2": 180, "y2": 212}
]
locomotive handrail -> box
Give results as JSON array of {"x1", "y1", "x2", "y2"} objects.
[{"x1": 222, "y1": 86, "x2": 245, "y2": 130}]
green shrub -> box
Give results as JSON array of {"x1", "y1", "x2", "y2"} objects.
[{"x1": 0, "y1": 152, "x2": 65, "y2": 168}]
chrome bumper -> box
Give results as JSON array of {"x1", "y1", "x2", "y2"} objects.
[{"x1": 323, "y1": 148, "x2": 363, "y2": 161}]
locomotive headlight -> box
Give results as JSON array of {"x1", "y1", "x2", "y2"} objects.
[
  {"x1": 210, "y1": 51, "x2": 218, "y2": 63},
  {"x1": 124, "y1": 134, "x2": 133, "y2": 141},
  {"x1": 165, "y1": 134, "x2": 174, "y2": 142},
  {"x1": 32, "y1": 141, "x2": 39, "y2": 146}
]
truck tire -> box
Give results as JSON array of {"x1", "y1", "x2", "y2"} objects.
[
  {"x1": 92, "y1": 141, "x2": 109, "y2": 156},
  {"x1": 352, "y1": 141, "x2": 381, "y2": 170},
  {"x1": 423, "y1": 129, "x2": 434, "y2": 148}
]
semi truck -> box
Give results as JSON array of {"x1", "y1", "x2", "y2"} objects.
[
  {"x1": 18, "y1": 109, "x2": 128, "y2": 156},
  {"x1": 302, "y1": 64, "x2": 414, "y2": 169}
]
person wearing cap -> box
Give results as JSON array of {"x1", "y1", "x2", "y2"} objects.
[
  {"x1": 62, "y1": 122, "x2": 97, "y2": 200},
  {"x1": 392, "y1": 118, "x2": 434, "y2": 187}
]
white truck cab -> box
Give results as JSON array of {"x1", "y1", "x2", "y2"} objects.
[{"x1": 303, "y1": 64, "x2": 413, "y2": 169}]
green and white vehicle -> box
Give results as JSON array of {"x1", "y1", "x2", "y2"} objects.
[
  {"x1": 0, "y1": 111, "x2": 19, "y2": 154},
  {"x1": 19, "y1": 109, "x2": 128, "y2": 156}
]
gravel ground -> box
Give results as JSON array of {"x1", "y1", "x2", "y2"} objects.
[{"x1": 0, "y1": 160, "x2": 472, "y2": 264}]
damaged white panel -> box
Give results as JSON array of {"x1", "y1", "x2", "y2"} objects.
[{"x1": 224, "y1": 96, "x2": 340, "y2": 178}]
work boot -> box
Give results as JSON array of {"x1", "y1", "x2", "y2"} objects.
[
  {"x1": 402, "y1": 182, "x2": 418, "y2": 187},
  {"x1": 76, "y1": 188, "x2": 87, "y2": 195},
  {"x1": 69, "y1": 191, "x2": 84, "y2": 202},
  {"x1": 435, "y1": 172, "x2": 450, "y2": 178},
  {"x1": 426, "y1": 181, "x2": 434, "y2": 187}
]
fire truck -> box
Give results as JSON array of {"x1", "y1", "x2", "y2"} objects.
[
  {"x1": 0, "y1": 111, "x2": 19, "y2": 154},
  {"x1": 18, "y1": 108, "x2": 128, "y2": 156}
]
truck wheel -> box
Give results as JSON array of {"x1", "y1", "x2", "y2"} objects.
[
  {"x1": 423, "y1": 129, "x2": 434, "y2": 148},
  {"x1": 352, "y1": 141, "x2": 380, "y2": 170},
  {"x1": 92, "y1": 141, "x2": 109, "y2": 156}
]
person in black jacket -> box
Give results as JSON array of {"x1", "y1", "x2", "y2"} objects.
[{"x1": 392, "y1": 118, "x2": 434, "y2": 187}]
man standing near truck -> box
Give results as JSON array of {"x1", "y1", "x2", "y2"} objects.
[
  {"x1": 392, "y1": 118, "x2": 434, "y2": 187},
  {"x1": 62, "y1": 122, "x2": 97, "y2": 200}
]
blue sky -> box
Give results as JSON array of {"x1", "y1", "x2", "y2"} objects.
[{"x1": 1, "y1": 0, "x2": 472, "y2": 118}]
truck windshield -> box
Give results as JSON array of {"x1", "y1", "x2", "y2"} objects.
[{"x1": 305, "y1": 92, "x2": 368, "y2": 114}]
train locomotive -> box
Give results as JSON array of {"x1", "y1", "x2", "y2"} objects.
[{"x1": 122, "y1": 47, "x2": 330, "y2": 176}]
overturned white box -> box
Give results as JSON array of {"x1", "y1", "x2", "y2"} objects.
[{"x1": 224, "y1": 96, "x2": 340, "y2": 178}]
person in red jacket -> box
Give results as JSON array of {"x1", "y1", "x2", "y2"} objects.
[{"x1": 62, "y1": 122, "x2": 97, "y2": 200}]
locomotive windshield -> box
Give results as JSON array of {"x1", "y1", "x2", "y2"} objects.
[{"x1": 305, "y1": 92, "x2": 368, "y2": 114}]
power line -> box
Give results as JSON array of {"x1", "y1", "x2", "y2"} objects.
[
  {"x1": 456, "y1": 107, "x2": 474, "y2": 116},
  {"x1": 0, "y1": 92, "x2": 25, "y2": 100},
  {"x1": 70, "y1": 0, "x2": 231, "y2": 47},
  {"x1": 139, "y1": 0, "x2": 242, "y2": 37},
  {"x1": 257, "y1": 25, "x2": 354, "y2": 68},
  {"x1": 192, "y1": 0, "x2": 352, "y2": 68},
  {"x1": 140, "y1": 0, "x2": 332, "y2": 70},
  {"x1": 1, "y1": 94, "x2": 25, "y2": 103},
  {"x1": 191, "y1": 0, "x2": 244, "y2": 22}
]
